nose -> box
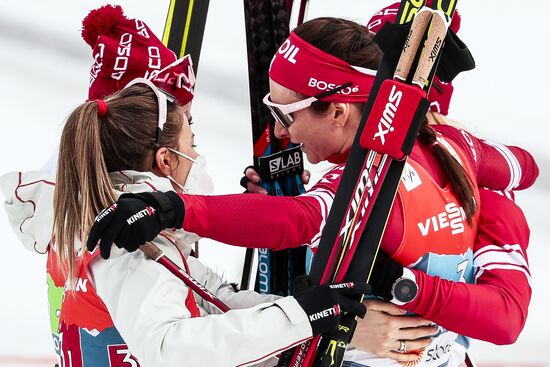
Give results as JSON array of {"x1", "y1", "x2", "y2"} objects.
[{"x1": 274, "y1": 122, "x2": 290, "y2": 140}]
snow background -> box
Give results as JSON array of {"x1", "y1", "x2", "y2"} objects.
[{"x1": 0, "y1": 1, "x2": 548, "y2": 366}]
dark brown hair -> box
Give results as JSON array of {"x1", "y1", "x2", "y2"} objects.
[
  {"x1": 294, "y1": 17, "x2": 477, "y2": 220},
  {"x1": 53, "y1": 84, "x2": 184, "y2": 284},
  {"x1": 295, "y1": 17, "x2": 382, "y2": 114}
]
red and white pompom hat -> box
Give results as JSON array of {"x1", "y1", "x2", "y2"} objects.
[{"x1": 82, "y1": 5, "x2": 195, "y2": 105}]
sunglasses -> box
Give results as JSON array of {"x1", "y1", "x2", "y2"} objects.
[
  {"x1": 263, "y1": 82, "x2": 352, "y2": 129},
  {"x1": 124, "y1": 77, "x2": 176, "y2": 147}
]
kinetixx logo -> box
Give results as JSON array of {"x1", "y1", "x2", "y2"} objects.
[
  {"x1": 329, "y1": 282, "x2": 354, "y2": 289},
  {"x1": 309, "y1": 305, "x2": 340, "y2": 322},
  {"x1": 96, "y1": 203, "x2": 117, "y2": 222},
  {"x1": 126, "y1": 206, "x2": 156, "y2": 225}
]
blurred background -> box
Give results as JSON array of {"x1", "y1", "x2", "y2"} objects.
[{"x1": 0, "y1": 1, "x2": 548, "y2": 366}]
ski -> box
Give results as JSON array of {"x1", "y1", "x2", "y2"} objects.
[
  {"x1": 241, "y1": 0, "x2": 309, "y2": 296},
  {"x1": 160, "y1": 0, "x2": 210, "y2": 259},
  {"x1": 278, "y1": 0, "x2": 463, "y2": 365},
  {"x1": 162, "y1": 0, "x2": 210, "y2": 74}
]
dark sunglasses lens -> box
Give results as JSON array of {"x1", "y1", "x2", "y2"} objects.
[{"x1": 267, "y1": 106, "x2": 293, "y2": 129}]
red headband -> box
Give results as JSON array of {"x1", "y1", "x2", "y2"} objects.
[{"x1": 269, "y1": 32, "x2": 376, "y2": 103}]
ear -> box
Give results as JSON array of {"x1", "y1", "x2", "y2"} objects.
[
  {"x1": 154, "y1": 147, "x2": 175, "y2": 176},
  {"x1": 332, "y1": 102, "x2": 350, "y2": 127}
]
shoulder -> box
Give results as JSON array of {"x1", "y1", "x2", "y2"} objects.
[{"x1": 477, "y1": 189, "x2": 529, "y2": 247}]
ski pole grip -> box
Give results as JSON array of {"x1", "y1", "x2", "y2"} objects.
[
  {"x1": 412, "y1": 10, "x2": 449, "y2": 88},
  {"x1": 140, "y1": 242, "x2": 164, "y2": 261},
  {"x1": 394, "y1": 7, "x2": 432, "y2": 81}
]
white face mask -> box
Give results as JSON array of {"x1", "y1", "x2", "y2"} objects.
[{"x1": 166, "y1": 148, "x2": 214, "y2": 195}]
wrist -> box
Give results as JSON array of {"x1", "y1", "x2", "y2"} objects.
[
  {"x1": 164, "y1": 191, "x2": 185, "y2": 228},
  {"x1": 390, "y1": 267, "x2": 418, "y2": 306},
  {"x1": 369, "y1": 251, "x2": 404, "y2": 300}
]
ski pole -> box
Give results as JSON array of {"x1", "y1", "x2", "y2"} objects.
[{"x1": 140, "y1": 242, "x2": 230, "y2": 313}]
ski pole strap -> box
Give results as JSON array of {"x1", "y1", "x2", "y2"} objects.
[
  {"x1": 375, "y1": 19, "x2": 475, "y2": 85},
  {"x1": 360, "y1": 80, "x2": 429, "y2": 159},
  {"x1": 437, "y1": 29, "x2": 476, "y2": 82}
]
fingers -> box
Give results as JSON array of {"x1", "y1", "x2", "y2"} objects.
[
  {"x1": 399, "y1": 325, "x2": 439, "y2": 340},
  {"x1": 337, "y1": 297, "x2": 367, "y2": 318},
  {"x1": 391, "y1": 315, "x2": 435, "y2": 329},
  {"x1": 243, "y1": 167, "x2": 310, "y2": 193},
  {"x1": 86, "y1": 204, "x2": 116, "y2": 252},
  {"x1": 293, "y1": 274, "x2": 314, "y2": 296},
  {"x1": 247, "y1": 182, "x2": 268, "y2": 194},
  {"x1": 364, "y1": 299, "x2": 407, "y2": 316},
  {"x1": 245, "y1": 167, "x2": 261, "y2": 183},
  {"x1": 301, "y1": 170, "x2": 311, "y2": 184},
  {"x1": 97, "y1": 218, "x2": 122, "y2": 259},
  {"x1": 244, "y1": 167, "x2": 267, "y2": 194}
]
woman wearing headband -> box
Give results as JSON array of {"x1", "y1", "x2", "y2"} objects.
[
  {"x1": 241, "y1": 6, "x2": 536, "y2": 363},
  {"x1": 245, "y1": 11, "x2": 536, "y2": 364},
  {"x1": 86, "y1": 14, "x2": 537, "y2": 367},
  {"x1": 52, "y1": 78, "x2": 369, "y2": 367}
]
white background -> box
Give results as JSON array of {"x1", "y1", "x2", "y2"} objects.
[{"x1": 0, "y1": 1, "x2": 548, "y2": 366}]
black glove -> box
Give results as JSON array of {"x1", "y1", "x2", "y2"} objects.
[
  {"x1": 86, "y1": 191, "x2": 185, "y2": 259},
  {"x1": 293, "y1": 275, "x2": 369, "y2": 336},
  {"x1": 368, "y1": 250, "x2": 404, "y2": 300}
]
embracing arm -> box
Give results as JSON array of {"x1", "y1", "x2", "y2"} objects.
[
  {"x1": 90, "y1": 242, "x2": 312, "y2": 367},
  {"x1": 434, "y1": 125, "x2": 539, "y2": 190},
  {"x1": 186, "y1": 254, "x2": 280, "y2": 313},
  {"x1": 180, "y1": 165, "x2": 344, "y2": 250},
  {"x1": 181, "y1": 193, "x2": 323, "y2": 250},
  {"x1": 0, "y1": 170, "x2": 56, "y2": 254},
  {"x1": 402, "y1": 190, "x2": 531, "y2": 344}
]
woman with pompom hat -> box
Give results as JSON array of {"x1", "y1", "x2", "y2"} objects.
[
  {"x1": 0, "y1": 5, "x2": 199, "y2": 366},
  {"x1": 1, "y1": 5, "x2": 371, "y2": 367}
]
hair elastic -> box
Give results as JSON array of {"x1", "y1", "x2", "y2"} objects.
[{"x1": 95, "y1": 99, "x2": 108, "y2": 117}]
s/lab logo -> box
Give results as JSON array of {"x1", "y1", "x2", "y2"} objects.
[{"x1": 269, "y1": 151, "x2": 302, "y2": 174}]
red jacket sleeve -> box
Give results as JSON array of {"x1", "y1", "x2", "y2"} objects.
[
  {"x1": 403, "y1": 189, "x2": 531, "y2": 344},
  {"x1": 180, "y1": 193, "x2": 321, "y2": 250},
  {"x1": 434, "y1": 125, "x2": 539, "y2": 190},
  {"x1": 180, "y1": 165, "x2": 344, "y2": 250}
]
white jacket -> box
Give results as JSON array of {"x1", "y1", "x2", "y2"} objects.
[{"x1": 1, "y1": 170, "x2": 313, "y2": 367}]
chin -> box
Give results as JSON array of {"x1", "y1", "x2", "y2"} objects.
[{"x1": 305, "y1": 153, "x2": 321, "y2": 165}]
